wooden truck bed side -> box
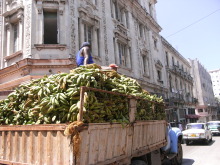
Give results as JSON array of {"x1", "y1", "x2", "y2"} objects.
[
  {"x1": 0, "y1": 121, "x2": 166, "y2": 165},
  {"x1": 0, "y1": 124, "x2": 72, "y2": 165}
]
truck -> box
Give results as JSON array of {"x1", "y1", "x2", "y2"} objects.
[{"x1": 0, "y1": 86, "x2": 183, "y2": 165}]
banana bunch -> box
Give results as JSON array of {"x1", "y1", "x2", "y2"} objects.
[
  {"x1": 82, "y1": 91, "x2": 129, "y2": 123},
  {"x1": 0, "y1": 63, "x2": 165, "y2": 125},
  {"x1": 136, "y1": 98, "x2": 165, "y2": 121}
]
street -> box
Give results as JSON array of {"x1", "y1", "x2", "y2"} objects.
[{"x1": 182, "y1": 135, "x2": 220, "y2": 165}]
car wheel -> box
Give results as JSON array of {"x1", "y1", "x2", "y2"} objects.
[
  {"x1": 172, "y1": 142, "x2": 183, "y2": 165},
  {"x1": 185, "y1": 140, "x2": 190, "y2": 145},
  {"x1": 204, "y1": 139, "x2": 209, "y2": 145}
]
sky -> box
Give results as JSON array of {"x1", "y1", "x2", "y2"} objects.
[{"x1": 155, "y1": 0, "x2": 220, "y2": 71}]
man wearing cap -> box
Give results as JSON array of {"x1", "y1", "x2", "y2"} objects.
[
  {"x1": 109, "y1": 64, "x2": 118, "y2": 71},
  {"x1": 76, "y1": 42, "x2": 94, "y2": 66}
]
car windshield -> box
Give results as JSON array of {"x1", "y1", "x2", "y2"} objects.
[
  {"x1": 207, "y1": 123, "x2": 220, "y2": 128},
  {"x1": 186, "y1": 124, "x2": 204, "y2": 129}
]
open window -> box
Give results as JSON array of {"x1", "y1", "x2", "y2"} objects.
[
  {"x1": 140, "y1": 49, "x2": 150, "y2": 77},
  {"x1": 155, "y1": 59, "x2": 163, "y2": 83},
  {"x1": 43, "y1": 11, "x2": 58, "y2": 44},
  {"x1": 12, "y1": 23, "x2": 19, "y2": 53},
  {"x1": 116, "y1": 41, "x2": 131, "y2": 68}
]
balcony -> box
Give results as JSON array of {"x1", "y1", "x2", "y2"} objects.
[
  {"x1": 168, "y1": 92, "x2": 184, "y2": 104},
  {"x1": 170, "y1": 65, "x2": 193, "y2": 82}
]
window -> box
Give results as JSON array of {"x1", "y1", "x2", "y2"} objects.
[
  {"x1": 157, "y1": 70, "x2": 162, "y2": 81},
  {"x1": 4, "y1": 8, "x2": 24, "y2": 58},
  {"x1": 139, "y1": 23, "x2": 143, "y2": 37},
  {"x1": 169, "y1": 76, "x2": 172, "y2": 92},
  {"x1": 125, "y1": 11, "x2": 129, "y2": 28},
  {"x1": 111, "y1": 0, "x2": 129, "y2": 28},
  {"x1": 91, "y1": 0, "x2": 98, "y2": 5},
  {"x1": 165, "y1": 52, "x2": 169, "y2": 66},
  {"x1": 198, "y1": 109, "x2": 203, "y2": 113},
  {"x1": 12, "y1": 23, "x2": 19, "y2": 53},
  {"x1": 172, "y1": 57, "x2": 175, "y2": 66},
  {"x1": 175, "y1": 78, "x2": 178, "y2": 91},
  {"x1": 44, "y1": 11, "x2": 58, "y2": 44},
  {"x1": 180, "y1": 81, "x2": 183, "y2": 91},
  {"x1": 84, "y1": 24, "x2": 92, "y2": 48},
  {"x1": 117, "y1": 42, "x2": 131, "y2": 68},
  {"x1": 149, "y1": 3, "x2": 153, "y2": 16},
  {"x1": 142, "y1": 53, "x2": 150, "y2": 76},
  {"x1": 118, "y1": 42, "x2": 126, "y2": 66},
  {"x1": 78, "y1": 8, "x2": 100, "y2": 57},
  {"x1": 153, "y1": 38, "x2": 157, "y2": 49}
]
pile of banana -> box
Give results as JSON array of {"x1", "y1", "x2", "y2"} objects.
[{"x1": 0, "y1": 64, "x2": 165, "y2": 125}]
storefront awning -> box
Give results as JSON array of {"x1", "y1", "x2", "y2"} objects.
[{"x1": 185, "y1": 114, "x2": 200, "y2": 119}]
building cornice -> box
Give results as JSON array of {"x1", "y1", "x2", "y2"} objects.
[
  {"x1": 130, "y1": 0, "x2": 162, "y2": 33},
  {"x1": 0, "y1": 58, "x2": 76, "y2": 79},
  {"x1": 161, "y1": 37, "x2": 191, "y2": 67}
]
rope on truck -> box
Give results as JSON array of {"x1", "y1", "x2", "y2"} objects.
[{"x1": 64, "y1": 121, "x2": 84, "y2": 158}]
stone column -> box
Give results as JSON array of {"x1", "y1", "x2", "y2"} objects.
[
  {"x1": 79, "y1": 19, "x2": 84, "y2": 45},
  {"x1": 37, "y1": 0, "x2": 43, "y2": 44},
  {"x1": 92, "y1": 28, "x2": 98, "y2": 56},
  {"x1": 115, "y1": 38, "x2": 119, "y2": 64},
  {"x1": 58, "y1": 3, "x2": 65, "y2": 44},
  {"x1": 112, "y1": 2, "x2": 116, "y2": 18},
  {"x1": 122, "y1": 9, "x2": 126, "y2": 25}
]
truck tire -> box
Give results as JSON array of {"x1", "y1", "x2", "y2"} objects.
[
  {"x1": 172, "y1": 142, "x2": 183, "y2": 165},
  {"x1": 131, "y1": 160, "x2": 148, "y2": 165},
  {"x1": 185, "y1": 140, "x2": 190, "y2": 145}
]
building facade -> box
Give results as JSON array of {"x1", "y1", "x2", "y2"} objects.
[
  {"x1": 0, "y1": 0, "x2": 169, "y2": 95},
  {"x1": 189, "y1": 59, "x2": 216, "y2": 122},
  {"x1": 162, "y1": 37, "x2": 194, "y2": 128},
  {"x1": 209, "y1": 69, "x2": 220, "y2": 120},
  {"x1": 209, "y1": 69, "x2": 220, "y2": 99},
  {"x1": 2, "y1": 0, "x2": 215, "y2": 125}
]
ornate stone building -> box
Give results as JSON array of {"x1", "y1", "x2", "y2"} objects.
[
  {"x1": 209, "y1": 69, "x2": 220, "y2": 120},
  {"x1": 209, "y1": 69, "x2": 220, "y2": 100},
  {"x1": 161, "y1": 37, "x2": 195, "y2": 127},
  {"x1": 189, "y1": 59, "x2": 216, "y2": 122},
  {"x1": 0, "y1": 0, "x2": 168, "y2": 97}
]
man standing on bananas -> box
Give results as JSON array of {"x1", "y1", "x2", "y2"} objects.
[{"x1": 76, "y1": 42, "x2": 94, "y2": 66}]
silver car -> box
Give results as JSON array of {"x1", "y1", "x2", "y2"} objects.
[
  {"x1": 182, "y1": 123, "x2": 212, "y2": 145},
  {"x1": 207, "y1": 121, "x2": 220, "y2": 135}
]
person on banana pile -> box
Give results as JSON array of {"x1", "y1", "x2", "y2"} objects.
[
  {"x1": 101, "y1": 64, "x2": 119, "y2": 71},
  {"x1": 109, "y1": 64, "x2": 118, "y2": 71},
  {"x1": 76, "y1": 42, "x2": 94, "y2": 66}
]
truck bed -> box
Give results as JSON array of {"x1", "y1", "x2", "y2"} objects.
[{"x1": 0, "y1": 120, "x2": 166, "y2": 165}]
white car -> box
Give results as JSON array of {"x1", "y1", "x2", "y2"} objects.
[
  {"x1": 182, "y1": 123, "x2": 212, "y2": 145},
  {"x1": 207, "y1": 121, "x2": 220, "y2": 135}
]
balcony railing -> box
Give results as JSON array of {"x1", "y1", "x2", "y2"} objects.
[{"x1": 170, "y1": 65, "x2": 193, "y2": 82}]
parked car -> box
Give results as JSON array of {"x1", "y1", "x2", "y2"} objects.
[
  {"x1": 182, "y1": 123, "x2": 212, "y2": 145},
  {"x1": 207, "y1": 121, "x2": 220, "y2": 135}
]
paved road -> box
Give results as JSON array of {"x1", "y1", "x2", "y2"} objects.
[{"x1": 182, "y1": 135, "x2": 220, "y2": 165}]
